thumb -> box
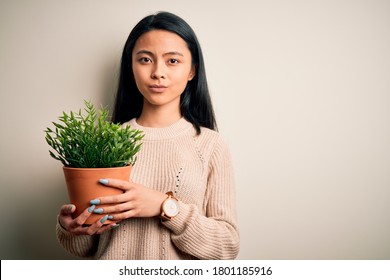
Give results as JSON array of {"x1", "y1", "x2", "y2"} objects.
[{"x1": 60, "y1": 204, "x2": 75, "y2": 215}]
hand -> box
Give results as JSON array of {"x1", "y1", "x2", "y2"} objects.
[
  {"x1": 89, "y1": 179, "x2": 167, "y2": 221},
  {"x1": 58, "y1": 204, "x2": 118, "y2": 235}
]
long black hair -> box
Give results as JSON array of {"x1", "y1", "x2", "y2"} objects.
[{"x1": 112, "y1": 11, "x2": 217, "y2": 134}]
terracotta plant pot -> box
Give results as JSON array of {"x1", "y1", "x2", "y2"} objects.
[{"x1": 63, "y1": 165, "x2": 132, "y2": 225}]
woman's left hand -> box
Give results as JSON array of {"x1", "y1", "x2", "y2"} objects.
[{"x1": 89, "y1": 179, "x2": 167, "y2": 220}]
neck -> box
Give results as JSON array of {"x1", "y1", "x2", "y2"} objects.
[{"x1": 137, "y1": 102, "x2": 182, "y2": 128}]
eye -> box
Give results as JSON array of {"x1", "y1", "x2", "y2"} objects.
[
  {"x1": 168, "y1": 58, "x2": 179, "y2": 64},
  {"x1": 139, "y1": 57, "x2": 152, "y2": 63}
]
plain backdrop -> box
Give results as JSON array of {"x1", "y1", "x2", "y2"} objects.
[{"x1": 0, "y1": 0, "x2": 389, "y2": 260}]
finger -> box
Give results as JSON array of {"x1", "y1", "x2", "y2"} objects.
[
  {"x1": 111, "y1": 209, "x2": 140, "y2": 220},
  {"x1": 97, "y1": 200, "x2": 136, "y2": 214},
  {"x1": 84, "y1": 215, "x2": 110, "y2": 235},
  {"x1": 69, "y1": 215, "x2": 109, "y2": 236},
  {"x1": 60, "y1": 204, "x2": 75, "y2": 216},
  {"x1": 91, "y1": 190, "x2": 135, "y2": 205},
  {"x1": 98, "y1": 178, "x2": 132, "y2": 191},
  {"x1": 69, "y1": 205, "x2": 95, "y2": 229},
  {"x1": 96, "y1": 223, "x2": 120, "y2": 235},
  {"x1": 58, "y1": 204, "x2": 76, "y2": 230}
]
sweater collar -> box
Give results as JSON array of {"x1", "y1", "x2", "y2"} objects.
[{"x1": 125, "y1": 117, "x2": 194, "y2": 141}]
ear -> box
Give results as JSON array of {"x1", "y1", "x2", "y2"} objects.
[{"x1": 188, "y1": 65, "x2": 196, "y2": 81}]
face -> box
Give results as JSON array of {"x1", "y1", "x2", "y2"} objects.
[{"x1": 132, "y1": 30, "x2": 195, "y2": 112}]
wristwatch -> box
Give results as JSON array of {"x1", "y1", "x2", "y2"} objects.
[{"x1": 160, "y1": 191, "x2": 180, "y2": 220}]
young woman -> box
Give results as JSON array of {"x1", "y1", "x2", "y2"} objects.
[{"x1": 56, "y1": 11, "x2": 239, "y2": 260}]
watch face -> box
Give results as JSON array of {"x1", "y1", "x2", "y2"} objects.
[{"x1": 164, "y1": 198, "x2": 179, "y2": 217}]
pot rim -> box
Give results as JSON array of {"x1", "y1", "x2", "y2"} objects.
[{"x1": 63, "y1": 165, "x2": 132, "y2": 171}]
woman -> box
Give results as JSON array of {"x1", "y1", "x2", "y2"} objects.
[{"x1": 56, "y1": 11, "x2": 239, "y2": 260}]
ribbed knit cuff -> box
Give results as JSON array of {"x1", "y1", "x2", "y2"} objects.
[
  {"x1": 56, "y1": 216, "x2": 96, "y2": 258},
  {"x1": 56, "y1": 217, "x2": 83, "y2": 239}
]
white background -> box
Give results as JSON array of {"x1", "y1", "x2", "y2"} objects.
[{"x1": 0, "y1": 0, "x2": 389, "y2": 259}]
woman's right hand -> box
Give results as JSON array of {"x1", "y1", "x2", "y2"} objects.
[{"x1": 58, "y1": 204, "x2": 118, "y2": 235}]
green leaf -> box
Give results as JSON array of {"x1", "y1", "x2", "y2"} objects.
[{"x1": 44, "y1": 100, "x2": 144, "y2": 168}]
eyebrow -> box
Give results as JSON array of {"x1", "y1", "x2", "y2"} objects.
[{"x1": 135, "y1": 50, "x2": 184, "y2": 57}]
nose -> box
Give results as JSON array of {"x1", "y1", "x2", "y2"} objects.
[{"x1": 151, "y1": 61, "x2": 166, "y2": 79}]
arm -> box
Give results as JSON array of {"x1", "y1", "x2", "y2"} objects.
[{"x1": 162, "y1": 138, "x2": 240, "y2": 259}]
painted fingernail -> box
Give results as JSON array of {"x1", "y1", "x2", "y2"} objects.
[
  {"x1": 99, "y1": 179, "x2": 109, "y2": 185},
  {"x1": 100, "y1": 215, "x2": 109, "y2": 224},
  {"x1": 67, "y1": 205, "x2": 74, "y2": 212},
  {"x1": 90, "y1": 199, "x2": 101, "y2": 205},
  {"x1": 107, "y1": 215, "x2": 114, "y2": 220},
  {"x1": 93, "y1": 208, "x2": 104, "y2": 214},
  {"x1": 112, "y1": 223, "x2": 120, "y2": 229},
  {"x1": 88, "y1": 205, "x2": 96, "y2": 213}
]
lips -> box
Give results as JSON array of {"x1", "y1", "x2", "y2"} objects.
[{"x1": 149, "y1": 84, "x2": 168, "y2": 93}]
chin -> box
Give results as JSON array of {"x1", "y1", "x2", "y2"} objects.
[{"x1": 143, "y1": 95, "x2": 181, "y2": 107}]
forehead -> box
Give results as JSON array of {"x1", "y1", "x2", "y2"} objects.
[{"x1": 133, "y1": 30, "x2": 190, "y2": 54}]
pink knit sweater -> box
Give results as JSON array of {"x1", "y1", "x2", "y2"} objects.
[{"x1": 56, "y1": 117, "x2": 239, "y2": 259}]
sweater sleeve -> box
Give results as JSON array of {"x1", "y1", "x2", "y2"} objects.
[
  {"x1": 55, "y1": 217, "x2": 99, "y2": 258},
  {"x1": 162, "y1": 136, "x2": 240, "y2": 259}
]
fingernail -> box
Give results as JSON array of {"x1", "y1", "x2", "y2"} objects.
[
  {"x1": 90, "y1": 199, "x2": 101, "y2": 205},
  {"x1": 88, "y1": 205, "x2": 96, "y2": 213},
  {"x1": 100, "y1": 215, "x2": 109, "y2": 224},
  {"x1": 112, "y1": 223, "x2": 120, "y2": 229},
  {"x1": 67, "y1": 205, "x2": 74, "y2": 212},
  {"x1": 93, "y1": 208, "x2": 104, "y2": 214},
  {"x1": 107, "y1": 215, "x2": 114, "y2": 220},
  {"x1": 99, "y1": 179, "x2": 109, "y2": 185}
]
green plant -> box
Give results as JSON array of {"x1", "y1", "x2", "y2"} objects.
[{"x1": 45, "y1": 100, "x2": 144, "y2": 168}]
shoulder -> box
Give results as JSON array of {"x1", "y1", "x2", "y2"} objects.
[
  {"x1": 195, "y1": 127, "x2": 231, "y2": 158},
  {"x1": 196, "y1": 127, "x2": 223, "y2": 144}
]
